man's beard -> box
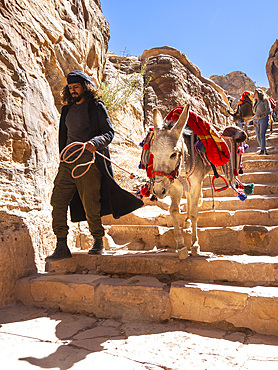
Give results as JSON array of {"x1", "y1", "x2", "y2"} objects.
[{"x1": 72, "y1": 92, "x2": 84, "y2": 103}]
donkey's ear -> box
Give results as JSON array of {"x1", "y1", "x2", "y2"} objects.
[
  {"x1": 171, "y1": 104, "x2": 190, "y2": 139},
  {"x1": 153, "y1": 108, "x2": 163, "y2": 129}
]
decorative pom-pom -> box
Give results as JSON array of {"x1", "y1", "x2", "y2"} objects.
[
  {"x1": 244, "y1": 183, "x2": 254, "y2": 195},
  {"x1": 239, "y1": 165, "x2": 244, "y2": 174},
  {"x1": 244, "y1": 143, "x2": 249, "y2": 151},
  {"x1": 234, "y1": 169, "x2": 239, "y2": 176},
  {"x1": 237, "y1": 147, "x2": 244, "y2": 155},
  {"x1": 143, "y1": 143, "x2": 150, "y2": 150},
  {"x1": 140, "y1": 184, "x2": 151, "y2": 197},
  {"x1": 237, "y1": 192, "x2": 247, "y2": 201},
  {"x1": 135, "y1": 189, "x2": 143, "y2": 199}
]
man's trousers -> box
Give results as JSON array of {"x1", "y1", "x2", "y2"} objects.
[{"x1": 51, "y1": 155, "x2": 105, "y2": 239}]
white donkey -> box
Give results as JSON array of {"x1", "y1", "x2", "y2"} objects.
[{"x1": 150, "y1": 105, "x2": 211, "y2": 259}]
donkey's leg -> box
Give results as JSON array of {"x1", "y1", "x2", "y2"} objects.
[
  {"x1": 169, "y1": 184, "x2": 188, "y2": 259},
  {"x1": 188, "y1": 183, "x2": 202, "y2": 256},
  {"x1": 183, "y1": 193, "x2": 191, "y2": 229}
]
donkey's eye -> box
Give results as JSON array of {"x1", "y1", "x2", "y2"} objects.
[{"x1": 170, "y1": 153, "x2": 177, "y2": 159}]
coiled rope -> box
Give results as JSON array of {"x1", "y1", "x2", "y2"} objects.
[{"x1": 59, "y1": 142, "x2": 137, "y2": 179}]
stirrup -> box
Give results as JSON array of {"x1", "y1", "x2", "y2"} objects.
[{"x1": 212, "y1": 174, "x2": 229, "y2": 192}]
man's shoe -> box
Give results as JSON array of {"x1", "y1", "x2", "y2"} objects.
[
  {"x1": 259, "y1": 150, "x2": 264, "y2": 155},
  {"x1": 88, "y1": 238, "x2": 103, "y2": 255},
  {"x1": 264, "y1": 149, "x2": 269, "y2": 155},
  {"x1": 45, "y1": 238, "x2": 72, "y2": 262}
]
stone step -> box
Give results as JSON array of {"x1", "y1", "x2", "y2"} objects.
[
  {"x1": 15, "y1": 273, "x2": 278, "y2": 336},
  {"x1": 107, "y1": 202, "x2": 278, "y2": 227},
  {"x1": 242, "y1": 159, "x2": 278, "y2": 171},
  {"x1": 266, "y1": 136, "x2": 278, "y2": 146},
  {"x1": 45, "y1": 252, "x2": 278, "y2": 287},
  {"x1": 170, "y1": 282, "x2": 278, "y2": 336},
  {"x1": 202, "y1": 183, "x2": 278, "y2": 197},
  {"x1": 142, "y1": 191, "x2": 278, "y2": 211},
  {"x1": 242, "y1": 152, "x2": 278, "y2": 161},
  {"x1": 240, "y1": 171, "x2": 278, "y2": 184},
  {"x1": 100, "y1": 224, "x2": 278, "y2": 256},
  {"x1": 199, "y1": 195, "x2": 278, "y2": 211},
  {"x1": 247, "y1": 142, "x2": 278, "y2": 154},
  {"x1": 104, "y1": 205, "x2": 278, "y2": 228},
  {"x1": 198, "y1": 209, "x2": 278, "y2": 227},
  {"x1": 15, "y1": 273, "x2": 170, "y2": 322},
  {"x1": 203, "y1": 170, "x2": 278, "y2": 186}
]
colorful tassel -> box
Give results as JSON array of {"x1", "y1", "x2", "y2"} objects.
[
  {"x1": 135, "y1": 189, "x2": 143, "y2": 199},
  {"x1": 237, "y1": 192, "x2": 247, "y2": 201},
  {"x1": 237, "y1": 147, "x2": 244, "y2": 155},
  {"x1": 140, "y1": 184, "x2": 151, "y2": 197},
  {"x1": 244, "y1": 183, "x2": 254, "y2": 195}
]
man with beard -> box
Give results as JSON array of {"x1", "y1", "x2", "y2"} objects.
[{"x1": 46, "y1": 70, "x2": 143, "y2": 261}]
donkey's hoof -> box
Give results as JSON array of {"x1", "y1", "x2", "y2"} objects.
[
  {"x1": 191, "y1": 244, "x2": 200, "y2": 256},
  {"x1": 178, "y1": 247, "x2": 189, "y2": 260}
]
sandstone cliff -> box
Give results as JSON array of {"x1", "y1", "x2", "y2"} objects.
[
  {"x1": 0, "y1": 1, "x2": 234, "y2": 306},
  {"x1": 210, "y1": 71, "x2": 256, "y2": 108},
  {"x1": 140, "y1": 46, "x2": 232, "y2": 129},
  {"x1": 0, "y1": 0, "x2": 109, "y2": 305},
  {"x1": 266, "y1": 39, "x2": 278, "y2": 101}
]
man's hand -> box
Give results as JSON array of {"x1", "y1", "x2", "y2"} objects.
[{"x1": 85, "y1": 141, "x2": 96, "y2": 153}]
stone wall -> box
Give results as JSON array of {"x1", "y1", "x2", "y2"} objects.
[
  {"x1": 0, "y1": 0, "x2": 109, "y2": 305},
  {"x1": 266, "y1": 39, "x2": 278, "y2": 102}
]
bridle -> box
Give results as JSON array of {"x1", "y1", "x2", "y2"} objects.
[{"x1": 150, "y1": 152, "x2": 182, "y2": 182}]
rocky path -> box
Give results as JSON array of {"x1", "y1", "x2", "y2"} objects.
[
  {"x1": 8, "y1": 122, "x2": 278, "y2": 368},
  {"x1": 1, "y1": 303, "x2": 278, "y2": 369}
]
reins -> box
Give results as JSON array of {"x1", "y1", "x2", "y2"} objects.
[{"x1": 60, "y1": 142, "x2": 136, "y2": 179}]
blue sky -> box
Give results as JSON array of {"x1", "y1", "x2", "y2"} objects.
[{"x1": 101, "y1": 0, "x2": 278, "y2": 88}]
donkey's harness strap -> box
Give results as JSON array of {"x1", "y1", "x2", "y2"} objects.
[
  {"x1": 208, "y1": 159, "x2": 229, "y2": 192},
  {"x1": 150, "y1": 154, "x2": 181, "y2": 181},
  {"x1": 151, "y1": 167, "x2": 179, "y2": 181}
]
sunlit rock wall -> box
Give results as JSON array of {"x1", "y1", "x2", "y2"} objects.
[{"x1": 0, "y1": 0, "x2": 109, "y2": 305}]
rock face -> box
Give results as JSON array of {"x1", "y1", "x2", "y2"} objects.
[
  {"x1": 266, "y1": 39, "x2": 278, "y2": 101},
  {"x1": 140, "y1": 46, "x2": 232, "y2": 130},
  {"x1": 210, "y1": 71, "x2": 256, "y2": 108},
  {"x1": 0, "y1": 5, "x2": 236, "y2": 306},
  {"x1": 0, "y1": 0, "x2": 109, "y2": 305}
]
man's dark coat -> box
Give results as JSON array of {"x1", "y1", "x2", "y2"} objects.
[{"x1": 58, "y1": 98, "x2": 143, "y2": 222}]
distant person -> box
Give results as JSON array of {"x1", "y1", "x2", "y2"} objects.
[{"x1": 253, "y1": 88, "x2": 271, "y2": 155}]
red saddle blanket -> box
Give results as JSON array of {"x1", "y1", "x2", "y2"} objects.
[{"x1": 164, "y1": 106, "x2": 231, "y2": 167}]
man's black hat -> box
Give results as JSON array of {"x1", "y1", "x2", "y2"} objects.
[{"x1": 67, "y1": 70, "x2": 97, "y2": 88}]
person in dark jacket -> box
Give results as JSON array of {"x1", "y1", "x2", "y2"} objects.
[{"x1": 46, "y1": 70, "x2": 143, "y2": 261}]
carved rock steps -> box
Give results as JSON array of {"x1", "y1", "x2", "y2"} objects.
[
  {"x1": 15, "y1": 273, "x2": 278, "y2": 336},
  {"x1": 15, "y1": 122, "x2": 278, "y2": 336}
]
